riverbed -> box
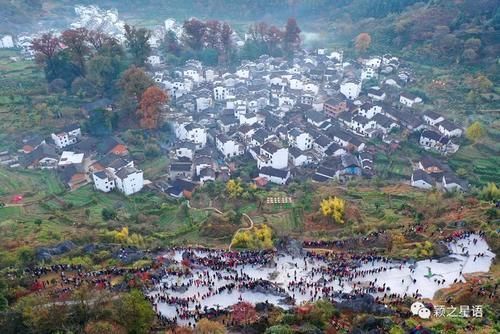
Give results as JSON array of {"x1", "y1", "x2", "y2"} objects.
[{"x1": 147, "y1": 233, "x2": 494, "y2": 324}]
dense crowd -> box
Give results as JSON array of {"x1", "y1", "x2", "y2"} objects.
[{"x1": 11, "y1": 230, "x2": 493, "y2": 327}]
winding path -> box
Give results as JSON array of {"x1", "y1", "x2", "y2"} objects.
[{"x1": 185, "y1": 200, "x2": 255, "y2": 250}]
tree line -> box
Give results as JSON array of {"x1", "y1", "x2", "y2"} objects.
[
  {"x1": 162, "y1": 17, "x2": 302, "y2": 66},
  {"x1": 30, "y1": 26, "x2": 165, "y2": 130}
]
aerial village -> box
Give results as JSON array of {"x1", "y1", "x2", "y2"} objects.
[{"x1": 0, "y1": 6, "x2": 468, "y2": 199}]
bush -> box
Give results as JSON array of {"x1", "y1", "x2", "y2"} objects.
[
  {"x1": 48, "y1": 78, "x2": 67, "y2": 93},
  {"x1": 102, "y1": 208, "x2": 117, "y2": 221},
  {"x1": 144, "y1": 143, "x2": 161, "y2": 158}
]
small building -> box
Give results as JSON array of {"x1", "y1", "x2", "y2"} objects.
[
  {"x1": 422, "y1": 111, "x2": 444, "y2": 127},
  {"x1": 259, "y1": 167, "x2": 290, "y2": 185},
  {"x1": 399, "y1": 92, "x2": 422, "y2": 107},
  {"x1": 410, "y1": 169, "x2": 435, "y2": 190},
  {"x1": 442, "y1": 173, "x2": 467, "y2": 192},
  {"x1": 437, "y1": 119, "x2": 463, "y2": 137}
]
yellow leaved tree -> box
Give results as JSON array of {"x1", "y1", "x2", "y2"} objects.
[
  {"x1": 320, "y1": 197, "x2": 346, "y2": 224},
  {"x1": 226, "y1": 179, "x2": 243, "y2": 198},
  {"x1": 231, "y1": 224, "x2": 273, "y2": 249}
]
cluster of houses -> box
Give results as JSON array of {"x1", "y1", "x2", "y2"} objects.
[
  {"x1": 145, "y1": 48, "x2": 466, "y2": 196},
  {"x1": 1, "y1": 122, "x2": 145, "y2": 196},
  {"x1": 411, "y1": 156, "x2": 467, "y2": 192},
  {"x1": 1, "y1": 21, "x2": 469, "y2": 197}
]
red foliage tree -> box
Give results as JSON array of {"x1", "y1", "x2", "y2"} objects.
[
  {"x1": 204, "y1": 20, "x2": 222, "y2": 50},
  {"x1": 355, "y1": 32, "x2": 372, "y2": 53},
  {"x1": 87, "y1": 30, "x2": 112, "y2": 51},
  {"x1": 283, "y1": 17, "x2": 301, "y2": 54},
  {"x1": 30, "y1": 33, "x2": 60, "y2": 65},
  {"x1": 231, "y1": 301, "x2": 258, "y2": 325},
  {"x1": 138, "y1": 86, "x2": 167, "y2": 129},
  {"x1": 183, "y1": 18, "x2": 206, "y2": 50},
  {"x1": 61, "y1": 28, "x2": 91, "y2": 73},
  {"x1": 220, "y1": 22, "x2": 233, "y2": 54}
]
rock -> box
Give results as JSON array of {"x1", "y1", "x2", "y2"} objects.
[
  {"x1": 334, "y1": 293, "x2": 392, "y2": 315},
  {"x1": 35, "y1": 240, "x2": 77, "y2": 261},
  {"x1": 276, "y1": 237, "x2": 304, "y2": 257},
  {"x1": 433, "y1": 242, "x2": 450, "y2": 258},
  {"x1": 437, "y1": 256, "x2": 460, "y2": 264}
]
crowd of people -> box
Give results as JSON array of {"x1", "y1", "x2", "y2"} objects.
[{"x1": 10, "y1": 230, "x2": 493, "y2": 327}]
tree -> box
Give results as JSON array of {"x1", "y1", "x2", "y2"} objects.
[
  {"x1": 162, "y1": 30, "x2": 181, "y2": 56},
  {"x1": 465, "y1": 121, "x2": 486, "y2": 143},
  {"x1": 183, "y1": 18, "x2": 206, "y2": 50},
  {"x1": 470, "y1": 75, "x2": 493, "y2": 92},
  {"x1": 479, "y1": 183, "x2": 500, "y2": 202},
  {"x1": 320, "y1": 197, "x2": 346, "y2": 224},
  {"x1": 120, "y1": 66, "x2": 154, "y2": 102},
  {"x1": 114, "y1": 289, "x2": 154, "y2": 334},
  {"x1": 138, "y1": 86, "x2": 167, "y2": 129},
  {"x1": 87, "y1": 30, "x2": 113, "y2": 51},
  {"x1": 124, "y1": 24, "x2": 152, "y2": 66},
  {"x1": 231, "y1": 302, "x2": 258, "y2": 325},
  {"x1": 195, "y1": 318, "x2": 226, "y2": 334},
  {"x1": 72, "y1": 77, "x2": 96, "y2": 97},
  {"x1": 85, "y1": 108, "x2": 118, "y2": 136},
  {"x1": 220, "y1": 22, "x2": 234, "y2": 58},
  {"x1": 265, "y1": 325, "x2": 293, "y2": 334},
  {"x1": 87, "y1": 54, "x2": 122, "y2": 95},
  {"x1": 30, "y1": 33, "x2": 60, "y2": 66},
  {"x1": 355, "y1": 33, "x2": 371, "y2": 53},
  {"x1": 226, "y1": 179, "x2": 243, "y2": 198},
  {"x1": 463, "y1": 48, "x2": 478, "y2": 62},
  {"x1": 231, "y1": 224, "x2": 273, "y2": 249},
  {"x1": 61, "y1": 28, "x2": 90, "y2": 74},
  {"x1": 464, "y1": 37, "x2": 481, "y2": 51},
  {"x1": 283, "y1": 18, "x2": 301, "y2": 54},
  {"x1": 102, "y1": 208, "x2": 117, "y2": 221}
]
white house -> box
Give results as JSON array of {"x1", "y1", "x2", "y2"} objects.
[
  {"x1": 289, "y1": 147, "x2": 311, "y2": 167},
  {"x1": 51, "y1": 125, "x2": 81, "y2": 149},
  {"x1": 437, "y1": 120, "x2": 463, "y2": 137},
  {"x1": 358, "y1": 103, "x2": 382, "y2": 119},
  {"x1": 419, "y1": 130, "x2": 451, "y2": 153},
  {"x1": 205, "y1": 68, "x2": 217, "y2": 82},
  {"x1": 442, "y1": 173, "x2": 467, "y2": 192},
  {"x1": 176, "y1": 142, "x2": 197, "y2": 160},
  {"x1": 115, "y1": 166, "x2": 144, "y2": 196},
  {"x1": 216, "y1": 134, "x2": 244, "y2": 158},
  {"x1": 367, "y1": 89, "x2": 386, "y2": 102},
  {"x1": 236, "y1": 67, "x2": 250, "y2": 79},
  {"x1": 303, "y1": 82, "x2": 319, "y2": 95},
  {"x1": 259, "y1": 167, "x2": 290, "y2": 185},
  {"x1": 92, "y1": 170, "x2": 116, "y2": 193},
  {"x1": 195, "y1": 90, "x2": 213, "y2": 112},
  {"x1": 422, "y1": 111, "x2": 445, "y2": 126},
  {"x1": 340, "y1": 80, "x2": 361, "y2": 100},
  {"x1": 289, "y1": 76, "x2": 303, "y2": 90},
  {"x1": 93, "y1": 162, "x2": 144, "y2": 196},
  {"x1": 213, "y1": 85, "x2": 227, "y2": 100},
  {"x1": 183, "y1": 66, "x2": 202, "y2": 83},
  {"x1": 175, "y1": 123, "x2": 207, "y2": 148},
  {"x1": 146, "y1": 55, "x2": 161, "y2": 66},
  {"x1": 58, "y1": 151, "x2": 84, "y2": 170},
  {"x1": 288, "y1": 128, "x2": 313, "y2": 151},
  {"x1": 361, "y1": 67, "x2": 378, "y2": 81},
  {"x1": 400, "y1": 92, "x2": 422, "y2": 107},
  {"x1": 410, "y1": 170, "x2": 435, "y2": 190},
  {"x1": 257, "y1": 142, "x2": 288, "y2": 170},
  {"x1": 0, "y1": 35, "x2": 15, "y2": 48}
]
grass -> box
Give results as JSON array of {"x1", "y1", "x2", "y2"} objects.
[
  {"x1": 448, "y1": 143, "x2": 500, "y2": 186},
  {"x1": 0, "y1": 167, "x2": 64, "y2": 198}
]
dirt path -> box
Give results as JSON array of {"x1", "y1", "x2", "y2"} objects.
[{"x1": 186, "y1": 200, "x2": 255, "y2": 250}]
